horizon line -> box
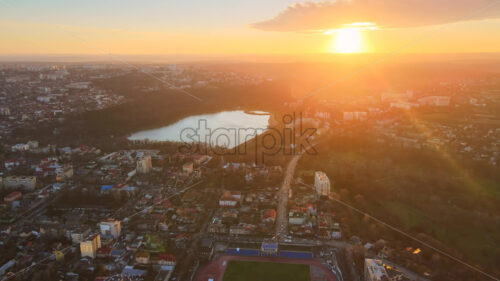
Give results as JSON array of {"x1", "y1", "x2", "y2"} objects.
[{"x1": 1, "y1": 52, "x2": 500, "y2": 64}]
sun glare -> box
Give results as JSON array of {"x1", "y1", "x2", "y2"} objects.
[{"x1": 330, "y1": 28, "x2": 364, "y2": 54}]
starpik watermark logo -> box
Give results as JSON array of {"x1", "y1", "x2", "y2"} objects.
[{"x1": 179, "y1": 112, "x2": 318, "y2": 162}]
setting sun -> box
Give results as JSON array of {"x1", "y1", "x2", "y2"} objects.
[{"x1": 330, "y1": 28, "x2": 364, "y2": 53}]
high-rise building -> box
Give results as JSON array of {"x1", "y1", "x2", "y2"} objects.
[
  {"x1": 136, "y1": 155, "x2": 152, "y2": 174},
  {"x1": 99, "y1": 219, "x2": 121, "y2": 239},
  {"x1": 314, "y1": 171, "x2": 330, "y2": 197},
  {"x1": 80, "y1": 234, "x2": 101, "y2": 258},
  {"x1": 364, "y1": 259, "x2": 390, "y2": 281}
]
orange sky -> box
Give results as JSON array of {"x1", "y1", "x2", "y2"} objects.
[{"x1": 1, "y1": 0, "x2": 500, "y2": 56}]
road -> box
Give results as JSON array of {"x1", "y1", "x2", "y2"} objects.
[
  {"x1": 272, "y1": 139, "x2": 361, "y2": 280},
  {"x1": 275, "y1": 154, "x2": 302, "y2": 240},
  {"x1": 275, "y1": 137, "x2": 322, "y2": 240}
]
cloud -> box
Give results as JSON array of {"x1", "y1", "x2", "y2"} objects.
[{"x1": 251, "y1": 0, "x2": 500, "y2": 32}]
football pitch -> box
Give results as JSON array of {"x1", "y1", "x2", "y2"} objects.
[{"x1": 222, "y1": 260, "x2": 311, "y2": 281}]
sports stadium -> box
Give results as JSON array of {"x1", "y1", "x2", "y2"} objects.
[{"x1": 196, "y1": 241, "x2": 338, "y2": 281}]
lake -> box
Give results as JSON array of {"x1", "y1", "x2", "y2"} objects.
[{"x1": 128, "y1": 110, "x2": 270, "y2": 148}]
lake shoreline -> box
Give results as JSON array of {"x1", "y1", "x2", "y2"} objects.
[{"x1": 128, "y1": 110, "x2": 270, "y2": 149}]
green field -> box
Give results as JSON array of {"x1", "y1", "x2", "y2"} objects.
[{"x1": 222, "y1": 260, "x2": 311, "y2": 281}]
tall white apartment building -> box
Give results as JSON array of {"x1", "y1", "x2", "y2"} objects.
[
  {"x1": 80, "y1": 234, "x2": 101, "y2": 258},
  {"x1": 136, "y1": 155, "x2": 152, "y2": 174},
  {"x1": 314, "y1": 171, "x2": 331, "y2": 197}
]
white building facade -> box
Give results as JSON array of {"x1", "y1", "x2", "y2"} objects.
[
  {"x1": 99, "y1": 220, "x2": 121, "y2": 239},
  {"x1": 314, "y1": 171, "x2": 330, "y2": 197},
  {"x1": 80, "y1": 234, "x2": 101, "y2": 258},
  {"x1": 136, "y1": 155, "x2": 152, "y2": 174}
]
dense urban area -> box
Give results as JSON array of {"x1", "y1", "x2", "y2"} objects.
[{"x1": 0, "y1": 62, "x2": 499, "y2": 281}]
